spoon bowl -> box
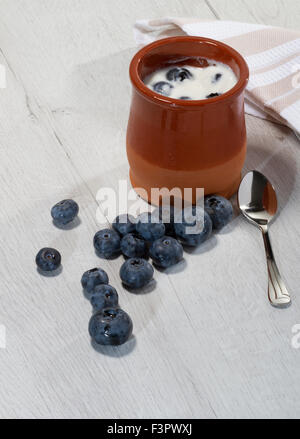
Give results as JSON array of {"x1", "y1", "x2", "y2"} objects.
[
  {"x1": 238, "y1": 170, "x2": 278, "y2": 227},
  {"x1": 238, "y1": 170, "x2": 291, "y2": 307}
]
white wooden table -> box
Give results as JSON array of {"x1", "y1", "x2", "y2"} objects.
[{"x1": 1, "y1": 0, "x2": 300, "y2": 419}]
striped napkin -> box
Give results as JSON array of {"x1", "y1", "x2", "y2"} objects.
[{"x1": 134, "y1": 18, "x2": 300, "y2": 137}]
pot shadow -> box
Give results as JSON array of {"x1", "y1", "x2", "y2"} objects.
[
  {"x1": 59, "y1": 48, "x2": 137, "y2": 205},
  {"x1": 68, "y1": 47, "x2": 135, "y2": 126},
  {"x1": 243, "y1": 122, "x2": 297, "y2": 220}
]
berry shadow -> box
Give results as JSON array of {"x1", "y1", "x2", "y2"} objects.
[
  {"x1": 122, "y1": 279, "x2": 157, "y2": 295},
  {"x1": 214, "y1": 221, "x2": 237, "y2": 235},
  {"x1": 183, "y1": 234, "x2": 217, "y2": 255},
  {"x1": 94, "y1": 249, "x2": 121, "y2": 260},
  {"x1": 153, "y1": 258, "x2": 187, "y2": 274},
  {"x1": 52, "y1": 216, "x2": 82, "y2": 230},
  {"x1": 36, "y1": 265, "x2": 63, "y2": 277},
  {"x1": 91, "y1": 334, "x2": 137, "y2": 357},
  {"x1": 122, "y1": 252, "x2": 150, "y2": 261}
]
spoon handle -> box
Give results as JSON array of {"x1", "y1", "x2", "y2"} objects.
[{"x1": 261, "y1": 229, "x2": 291, "y2": 307}]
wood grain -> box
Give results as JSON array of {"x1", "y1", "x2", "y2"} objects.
[
  {"x1": 206, "y1": 0, "x2": 300, "y2": 29},
  {"x1": 0, "y1": 0, "x2": 300, "y2": 419}
]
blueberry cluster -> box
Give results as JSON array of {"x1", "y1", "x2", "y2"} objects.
[
  {"x1": 152, "y1": 67, "x2": 224, "y2": 100},
  {"x1": 35, "y1": 194, "x2": 234, "y2": 349},
  {"x1": 35, "y1": 199, "x2": 133, "y2": 348},
  {"x1": 93, "y1": 194, "x2": 233, "y2": 290},
  {"x1": 81, "y1": 268, "x2": 133, "y2": 346}
]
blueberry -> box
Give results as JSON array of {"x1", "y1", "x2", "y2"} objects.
[
  {"x1": 166, "y1": 67, "x2": 192, "y2": 82},
  {"x1": 153, "y1": 81, "x2": 173, "y2": 96},
  {"x1": 89, "y1": 308, "x2": 133, "y2": 346},
  {"x1": 174, "y1": 206, "x2": 212, "y2": 246},
  {"x1": 153, "y1": 205, "x2": 177, "y2": 236},
  {"x1": 112, "y1": 214, "x2": 136, "y2": 236},
  {"x1": 120, "y1": 258, "x2": 154, "y2": 289},
  {"x1": 136, "y1": 212, "x2": 165, "y2": 242},
  {"x1": 121, "y1": 233, "x2": 148, "y2": 258},
  {"x1": 81, "y1": 267, "x2": 109, "y2": 294},
  {"x1": 150, "y1": 236, "x2": 183, "y2": 268},
  {"x1": 51, "y1": 199, "x2": 79, "y2": 225},
  {"x1": 212, "y1": 73, "x2": 222, "y2": 83},
  {"x1": 90, "y1": 284, "x2": 119, "y2": 311},
  {"x1": 206, "y1": 92, "x2": 221, "y2": 98},
  {"x1": 93, "y1": 228, "x2": 121, "y2": 258},
  {"x1": 36, "y1": 247, "x2": 61, "y2": 271},
  {"x1": 179, "y1": 96, "x2": 191, "y2": 100},
  {"x1": 204, "y1": 195, "x2": 233, "y2": 230}
]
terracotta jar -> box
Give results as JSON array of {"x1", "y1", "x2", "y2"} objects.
[{"x1": 127, "y1": 36, "x2": 249, "y2": 205}]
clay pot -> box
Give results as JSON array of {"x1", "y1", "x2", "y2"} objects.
[{"x1": 127, "y1": 36, "x2": 249, "y2": 204}]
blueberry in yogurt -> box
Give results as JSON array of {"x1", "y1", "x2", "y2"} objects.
[
  {"x1": 144, "y1": 60, "x2": 237, "y2": 100},
  {"x1": 206, "y1": 92, "x2": 221, "y2": 98},
  {"x1": 212, "y1": 73, "x2": 222, "y2": 83},
  {"x1": 153, "y1": 81, "x2": 173, "y2": 96},
  {"x1": 166, "y1": 67, "x2": 192, "y2": 82}
]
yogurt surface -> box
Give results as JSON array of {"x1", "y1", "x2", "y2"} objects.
[{"x1": 144, "y1": 59, "x2": 238, "y2": 100}]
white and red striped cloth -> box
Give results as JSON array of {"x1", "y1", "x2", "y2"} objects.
[{"x1": 134, "y1": 18, "x2": 300, "y2": 137}]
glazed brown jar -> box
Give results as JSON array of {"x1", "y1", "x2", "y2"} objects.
[{"x1": 127, "y1": 36, "x2": 249, "y2": 205}]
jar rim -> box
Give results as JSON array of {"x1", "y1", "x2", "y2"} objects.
[{"x1": 129, "y1": 36, "x2": 249, "y2": 107}]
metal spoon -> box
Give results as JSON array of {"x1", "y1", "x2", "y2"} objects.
[{"x1": 238, "y1": 170, "x2": 291, "y2": 307}]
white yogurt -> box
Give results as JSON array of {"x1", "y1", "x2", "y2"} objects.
[{"x1": 144, "y1": 59, "x2": 238, "y2": 100}]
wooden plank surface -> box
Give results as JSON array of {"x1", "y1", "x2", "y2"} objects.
[
  {"x1": 0, "y1": 0, "x2": 300, "y2": 419},
  {"x1": 207, "y1": 0, "x2": 300, "y2": 29}
]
